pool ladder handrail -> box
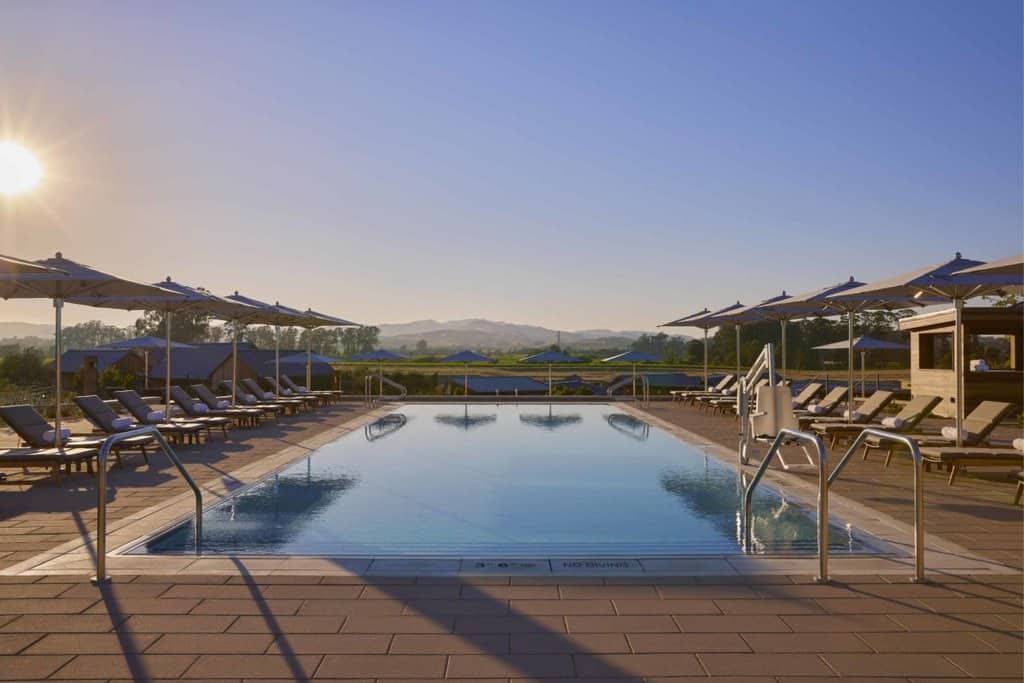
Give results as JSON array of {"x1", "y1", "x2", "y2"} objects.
[
  {"x1": 830, "y1": 428, "x2": 926, "y2": 582},
  {"x1": 738, "y1": 343, "x2": 778, "y2": 465},
  {"x1": 363, "y1": 373, "x2": 408, "y2": 406},
  {"x1": 606, "y1": 374, "x2": 650, "y2": 405},
  {"x1": 741, "y1": 427, "x2": 829, "y2": 583},
  {"x1": 92, "y1": 426, "x2": 202, "y2": 584}
]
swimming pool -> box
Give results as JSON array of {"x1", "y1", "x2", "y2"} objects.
[{"x1": 136, "y1": 403, "x2": 874, "y2": 557}]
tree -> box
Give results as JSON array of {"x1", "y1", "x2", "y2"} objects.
[
  {"x1": 338, "y1": 327, "x2": 380, "y2": 356},
  {"x1": 0, "y1": 347, "x2": 49, "y2": 387},
  {"x1": 299, "y1": 328, "x2": 342, "y2": 356},
  {"x1": 416, "y1": 339, "x2": 428, "y2": 353},
  {"x1": 133, "y1": 311, "x2": 214, "y2": 343},
  {"x1": 62, "y1": 320, "x2": 129, "y2": 349}
]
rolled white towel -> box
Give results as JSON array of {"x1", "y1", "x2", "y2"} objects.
[
  {"x1": 791, "y1": 399, "x2": 802, "y2": 408},
  {"x1": 940, "y1": 426, "x2": 970, "y2": 442},
  {"x1": 216, "y1": 400, "x2": 230, "y2": 409},
  {"x1": 880, "y1": 416, "x2": 905, "y2": 429},
  {"x1": 42, "y1": 428, "x2": 71, "y2": 445},
  {"x1": 146, "y1": 411, "x2": 165, "y2": 423},
  {"x1": 282, "y1": 389, "x2": 293, "y2": 396},
  {"x1": 243, "y1": 393, "x2": 257, "y2": 403},
  {"x1": 193, "y1": 403, "x2": 209, "y2": 414},
  {"x1": 807, "y1": 404, "x2": 825, "y2": 415},
  {"x1": 261, "y1": 391, "x2": 274, "y2": 400},
  {"x1": 1013, "y1": 438, "x2": 1024, "y2": 453},
  {"x1": 110, "y1": 417, "x2": 133, "y2": 431}
]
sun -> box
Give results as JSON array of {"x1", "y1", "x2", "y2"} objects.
[{"x1": 0, "y1": 141, "x2": 44, "y2": 197}]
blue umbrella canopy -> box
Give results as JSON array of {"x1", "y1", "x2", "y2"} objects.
[
  {"x1": 104, "y1": 336, "x2": 196, "y2": 351},
  {"x1": 813, "y1": 336, "x2": 909, "y2": 352},
  {"x1": 438, "y1": 350, "x2": 496, "y2": 364},
  {"x1": 520, "y1": 350, "x2": 582, "y2": 363},
  {"x1": 602, "y1": 350, "x2": 663, "y2": 363},
  {"x1": 348, "y1": 349, "x2": 408, "y2": 362}
]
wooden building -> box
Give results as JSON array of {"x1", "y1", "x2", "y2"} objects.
[{"x1": 899, "y1": 306, "x2": 1023, "y2": 417}]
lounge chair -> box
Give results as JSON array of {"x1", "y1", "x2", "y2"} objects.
[
  {"x1": 790, "y1": 382, "x2": 824, "y2": 411},
  {"x1": 218, "y1": 381, "x2": 288, "y2": 418},
  {"x1": 112, "y1": 390, "x2": 207, "y2": 445},
  {"x1": 280, "y1": 375, "x2": 343, "y2": 404},
  {"x1": 673, "y1": 375, "x2": 735, "y2": 403},
  {"x1": 0, "y1": 404, "x2": 150, "y2": 470},
  {"x1": 190, "y1": 384, "x2": 263, "y2": 427},
  {"x1": 809, "y1": 391, "x2": 895, "y2": 445},
  {"x1": 1015, "y1": 471, "x2": 1023, "y2": 506},
  {"x1": 0, "y1": 447, "x2": 100, "y2": 482},
  {"x1": 240, "y1": 378, "x2": 305, "y2": 413},
  {"x1": 917, "y1": 445, "x2": 1024, "y2": 485},
  {"x1": 168, "y1": 386, "x2": 234, "y2": 438},
  {"x1": 72, "y1": 395, "x2": 157, "y2": 465},
  {"x1": 795, "y1": 386, "x2": 849, "y2": 427},
  {"x1": 810, "y1": 395, "x2": 942, "y2": 460},
  {"x1": 705, "y1": 378, "x2": 771, "y2": 415},
  {"x1": 262, "y1": 376, "x2": 320, "y2": 409}
]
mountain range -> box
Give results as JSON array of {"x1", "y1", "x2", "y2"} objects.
[{"x1": 376, "y1": 319, "x2": 666, "y2": 352}]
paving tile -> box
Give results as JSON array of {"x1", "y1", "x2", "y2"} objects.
[
  {"x1": 0, "y1": 654, "x2": 73, "y2": 679},
  {"x1": 342, "y1": 616, "x2": 454, "y2": 634},
  {"x1": 858, "y1": 631, "x2": 1002, "y2": 653},
  {"x1": 119, "y1": 614, "x2": 238, "y2": 633},
  {"x1": 673, "y1": 614, "x2": 790, "y2": 632},
  {"x1": 84, "y1": 597, "x2": 201, "y2": 615},
  {"x1": 0, "y1": 631, "x2": 40, "y2": 655},
  {"x1": 969, "y1": 629, "x2": 1024, "y2": 653},
  {"x1": 815, "y1": 597, "x2": 929, "y2": 614},
  {"x1": 508, "y1": 599, "x2": 614, "y2": 615},
  {"x1": 50, "y1": 653, "x2": 199, "y2": 679},
  {"x1": 627, "y1": 633, "x2": 750, "y2": 653},
  {"x1": 714, "y1": 598, "x2": 826, "y2": 614},
  {"x1": 262, "y1": 584, "x2": 365, "y2": 600},
  {"x1": 58, "y1": 582, "x2": 174, "y2": 599},
  {"x1": 559, "y1": 585, "x2": 660, "y2": 599},
  {"x1": 190, "y1": 599, "x2": 303, "y2": 615},
  {"x1": 317, "y1": 653, "x2": 448, "y2": 678},
  {"x1": 183, "y1": 653, "x2": 322, "y2": 679},
  {"x1": 0, "y1": 613, "x2": 124, "y2": 633},
  {"x1": 944, "y1": 653, "x2": 1024, "y2": 678},
  {"x1": 574, "y1": 652, "x2": 705, "y2": 677},
  {"x1": 297, "y1": 598, "x2": 405, "y2": 616},
  {"x1": 389, "y1": 633, "x2": 508, "y2": 654},
  {"x1": 454, "y1": 615, "x2": 566, "y2": 634},
  {"x1": 266, "y1": 633, "x2": 392, "y2": 655},
  {"x1": 0, "y1": 597, "x2": 97, "y2": 614},
  {"x1": 461, "y1": 585, "x2": 559, "y2": 600},
  {"x1": 613, "y1": 599, "x2": 720, "y2": 615},
  {"x1": 510, "y1": 632, "x2": 629, "y2": 654},
  {"x1": 779, "y1": 613, "x2": 906, "y2": 632},
  {"x1": 0, "y1": 582, "x2": 75, "y2": 598},
  {"x1": 566, "y1": 615, "x2": 678, "y2": 633},
  {"x1": 698, "y1": 652, "x2": 835, "y2": 676},
  {"x1": 656, "y1": 584, "x2": 759, "y2": 599},
  {"x1": 741, "y1": 632, "x2": 872, "y2": 652},
  {"x1": 918, "y1": 597, "x2": 1022, "y2": 613},
  {"x1": 447, "y1": 653, "x2": 574, "y2": 678},
  {"x1": 824, "y1": 653, "x2": 969, "y2": 677},
  {"x1": 887, "y1": 612, "x2": 1021, "y2": 632},
  {"x1": 404, "y1": 599, "x2": 510, "y2": 616},
  {"x1": 146, "y1": 633, "x2": 275, "y2": 654},
  {"x1": 360, "y1": 585, "x2": 462, "y2": 600},
  {"x1": 25, "y1": 632, "x2": 160, "y2": 654},
  {"x1": 228, "y1": 616, "x2": 345, "y2": 634}
]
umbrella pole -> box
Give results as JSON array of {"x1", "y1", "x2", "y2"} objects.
[
  {"x1": 274, "y1": 324, "x2": 280, "y2": 398},
  {"x1": 464, "y1": 363, "x2": 468, "y2": 398},
  {"x1": 861, "y1": 351, "x2": 866, "y2": 399},
  {"x1": 847, "y1": 310, "x2": 854, "y2": 423},
  {"x1": 548, "y1": 363, "x2": 552, "y2": 397},
  {"x1": 378, "y1": 359, "x2": 383, "y2": 398},
  {"x1": 231, "y1": 323, "x2": 238, "y2": 406},
  {"x1": 703, "y1": 327, "x2": 708, "y2": 391},
  {"x1": 165, "y1": 311, "x2": 172, "y2": 416},
  {"x1": 306, "y1": 328, "x2": 312, "y2": 391},
  {"x1": 780, "y1": 319, "x2": 787, "y2": 380},
  {"x1": 735, "y1": 325, "x2": 741, "y2": 375},
  {"x1": 954, "y1": 298, "x2": 964, "y2": 448},
  {"x1": 144, "y1": 350, "x2": 149, "y2": 390},
  {"x1": 53, "y1": 298, "x2": 63, "y2": 445}
]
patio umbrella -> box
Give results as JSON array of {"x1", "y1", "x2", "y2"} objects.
[
  {"x1": 434, "y1": 404, "x2": 498, "y2": 430},
  {"x1": 298, "y1": 309, "x2": 358, "y2": 392},
  {"x1": 348, "y1": 349, "x2": 408, "y2": 397},
  {"x1": 603, "y1": 350, "x2": 662, "y2": 399},
  {"x1": 224, "y1": 294, "x2": 310, "y2": 402},
  {"x1": 837, "y1": 253, "x2": 1024, "y2": 445},
  {"x1": 660, "y1": 308, "x2": 711, "y2": 389},
  {"x1": 953, "y1": 253, "x2": 1024, "y2": 278},
  {"x1": 675, "y1": 301, "x2": 748, "y2": 375},
  {"x1": 438, "y1": 350, "x2": 496, "y2": 397},
  {"x1": 719, "y1": 292, "x2": 798, "y2": 378},
  {"x1": 72, "y1": 278, "x2": 257, "y2": 416},
  {"x1": 103, "y1": 335, "x2": 197, "y2": 389},
  {"x1": 813, "y1": 336, "x2": 910, "y2": 398},
  {"x1": 519, "y1": 349, "x2": 582, "y2": 396},
  {"x1": 0, "y1": 252, "x2": 174, "y2": 440}
]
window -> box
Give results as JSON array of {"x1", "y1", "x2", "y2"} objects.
[
  {"x1": 968, "y1": 334, "x2": 1017, "y2": 370},
  {"x1": 919, "y1": 333, "x2": 952, "y2": 370}
]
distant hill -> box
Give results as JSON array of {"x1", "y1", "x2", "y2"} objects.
[
  {"x1": 0, "y1": 322, "x2": 53, "y2": 339},
  {"x1": 376, "y1": 318, "x2": 681, "y2": 352}
]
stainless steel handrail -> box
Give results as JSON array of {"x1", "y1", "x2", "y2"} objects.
[
  {"x1": 364, "y1": 373, "x2": 408, "y2": 402},
  {"x1": 829, "y1": 428, "x2": 925, "y2": 582},
  {"x1": 606, "y1": 374, "x2": 650, "y2": 405},
  {"x1": 742, "y1": 428, "x2": 829, "y2": 583},
  {"x1": 92, "y1": 426, "x2": 202, "y2": 584}
]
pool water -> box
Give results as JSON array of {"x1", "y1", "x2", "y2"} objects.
[{"x1": 137, "y1": 403, "x2": 872, "y2": 557}]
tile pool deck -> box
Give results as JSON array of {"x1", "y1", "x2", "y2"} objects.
[{"x1": 0, "y1": 401, "x2": 1020, "y2": 680}]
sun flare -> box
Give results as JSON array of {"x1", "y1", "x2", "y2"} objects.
[{"x1": 0, "y1": 141, "x2": 44, "y2": 197}]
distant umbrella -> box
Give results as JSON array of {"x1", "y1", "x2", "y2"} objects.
[
  {"x1": 519, "y1": 350, "x2": 582, "y2": 397},
  {"x1": 438, "y1": 350, "x2": 496, "y2": 397},
  {"x1": 813, "y1": 336, "x2": 910, "y2": 399},
  {"x1": 224, "y1": 294, "x2": 312, "y2": 402},
  {"x1": 664, "y1": 301, "x2": 747, "y2": 377},
  {"x1": 348, "y1": 349, "x2": 409, "y2": 398},
  {"x1": 603, "y1": 350, "x2": 662, "y2": 399}
]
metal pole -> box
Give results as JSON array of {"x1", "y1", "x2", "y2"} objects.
[
  {"x1": 703, "y1": 327, "x2": 709, "y2": 391},
  {"x1": 735, "y1": 325, "x2": 741, "y2": 375},
  {"x1": 780, "y1": 319, "x2": 787, "y2": 380},
  {"x1": 93, "y1": 452, "x2": 108, "y2": 583},
  {"x1": 817, "y1": 447, "x2": 829, "y2": 583},
  {"x1": 464, "y1": 363, "x2": 469, "y2": 398},
  {"x1": 847, "y1": 310, "x2": 854, "y2": 422},
  {"x1": 861, "y1": 352, "x2": 866, "y2": 399},
  {"x1": 143, "y1": 350, "x2": 149, "y2": 389},
  {"x1": 912, "y1": 450, "x2": 925, "y2": 582},
  {"x1": 274, "y1": 323, "x2": 280, "y2": 398},
  {"x1": 53, "y1": 298, "x2": 63, "y2": 443},
  {"x1": 548, "y1": 363, "x2": 552, "y2": 397},
  {"x1": 165, "y1": 310, "x2": 172, "y2": 415},
  {"x1": 953, "y1": 298, "x2": 964, "y2": 448},
  {"x1": 306, "y1": 327, "x2": 313, "y2": 391},
  {"x1": 231, "y1": 323, "x2": 239, "y2": 406}
]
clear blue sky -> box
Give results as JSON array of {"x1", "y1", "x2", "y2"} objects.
[{"x1": 1, "y1": 0, "x2": 1020, "y2": 331}]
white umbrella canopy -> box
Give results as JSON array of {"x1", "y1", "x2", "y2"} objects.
[
  {"x1": 283, "y1": 306, "x2": 358, "y2": 392},
  {"x1": 722, "y1": 292, "x2": 796, "y2": 377},
  {"x1": 70, "y1": 278, "x2": 258, "y2": 415},
  {"x1": 223, "y1": 294, "x2": 311, "y2": 401},
  {"x1": 0, "y1": 254, "x2": 68, "y2": 278},
  {"x1": 0, "y1": 253, "x2": 177, "y2": 441},
  {"x1": 836, "y1": 253, "x2": 1024, "y2": 444},
  {"x1": 953, "y1": 253, "x2": 1024, "y2": 278}
]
